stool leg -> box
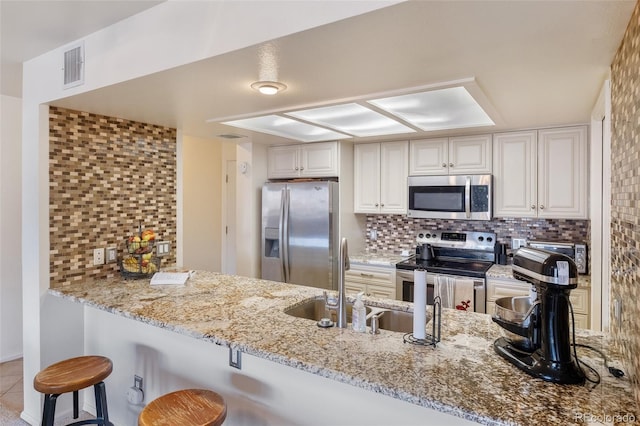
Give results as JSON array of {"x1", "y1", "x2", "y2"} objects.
[
  {"x1": 73, "y1": 390, "x2": 79, "y2": 419},
  {"x1": 41, "y1": 394, "x2": 59, "y2": 426},
  {"x1": 94, "y1": 381, "x2": 111, "y2": 426}
]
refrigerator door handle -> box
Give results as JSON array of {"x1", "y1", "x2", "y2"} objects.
[
  {"x1": 282, "y1": 187, "x2": 291, "y2": 282},
  {"x1": 278, "y1": 188, "x2": 288, "y2": 282}
]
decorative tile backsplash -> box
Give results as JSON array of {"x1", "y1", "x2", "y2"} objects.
[
  {"x1": 364, "y1": 215, "x2": 589, "y2": 254},
  {"x1": 49, "y1": 107, "x2": 177, "y2": 288},
  {"x1": 610, "y1": 0, "x2": 640, "y2": 404}
]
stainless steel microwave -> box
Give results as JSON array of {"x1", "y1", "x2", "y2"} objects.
[{"x1": 407, "y1": 175, "x2": 492, "y2": 220}]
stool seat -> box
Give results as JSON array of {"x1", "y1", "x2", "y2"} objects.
[
  {"x1": 34, "y1": 356, "x2": 113, "y2": 395},
  {"x1": 138, "y1": 389, "x2": 227, "y2": 426},
  {"x1": 34, "y1": 355, "x2": 112, "y2": 426}
]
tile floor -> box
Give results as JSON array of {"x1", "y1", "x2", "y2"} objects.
[{"x1": 0, "y1": 358, "x2": 28, "y2": 425}]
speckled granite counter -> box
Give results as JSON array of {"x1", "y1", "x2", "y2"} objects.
[
  {"x1": 50, "y1": 272, "x2": 635, "y2": 425},
  {"x1": 488, "y1": 264, "x2": 592, "y2": 288},
  {"x1": 349, "y1": 250, "x2": 409, "y2": 266}
]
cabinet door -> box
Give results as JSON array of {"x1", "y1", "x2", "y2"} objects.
[
  {"x1": 493, "y1": 131, "x2": 537, "y2": 217},
  {"x1": 300, "y1": 142, "x2": 339, "y2": 178},
  {"x1": 366, "y1": 283, "x2": 396, "y2": 299},
  {"x1": 380, "y1": 141, "x2": 408, "y2": 214},
  {"x1": 448, "y1": 134, "x2": 492, "y2": 175},
  {"x1": 409, "y1": 138, "x2": 448, "y2": 175},
  {"x1": 268, "y1": 146, "x2": 299, "y2": 179},
  {"x1": 354, "y1": 143, "x2": 381, "y2": 213},
  {"x1": 537, "y1": 126, "x2": 588, "y2": 219}
]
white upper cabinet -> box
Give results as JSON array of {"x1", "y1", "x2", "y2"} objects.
[
  {"x1": 493, "y1": 126, "x2": 588, "y2": 219},
  {"x1": 354, "y1": 141, "x2": 408, "y2": 214},
  {"x1": 537, "y1": 127, "x2": 588, "y2": 218},
  {"x1": 268, "y1": 141, "x2": 339, "y2": 179},
  {"x1": 410, "y1": 135, "x2": 492, "y2": 175}
]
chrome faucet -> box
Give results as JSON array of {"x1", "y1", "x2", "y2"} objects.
[{"x1": 337, "y1": 237, "x2": 350, "y2": 328}]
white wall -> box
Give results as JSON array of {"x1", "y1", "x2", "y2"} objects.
[
  {"x1": 0, "y1": 95, "x2": 23, "y2": 362},
  {"x1": 182, "y1": 135, "x2": 224, "y2": 272}
]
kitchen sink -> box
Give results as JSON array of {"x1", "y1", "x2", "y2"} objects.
[
  {"x1": 284, "y1": 298, "x2": 431, "y2": 333},
  {"x1": 284, "y1": 298, "x2": 369, "y2": 324}
]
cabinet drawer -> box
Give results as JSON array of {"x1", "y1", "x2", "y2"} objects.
[
  {"x1": 569, "y1": 288, "x2": 589, "y2": 315},
  {"x1": 345, "y1": 267, "x2": 394, "y2": 286},
  {"x1": 345, "y1": 282, "x2": 366, "y2": 295}
]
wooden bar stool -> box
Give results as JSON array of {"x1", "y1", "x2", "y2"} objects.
[
  {"x1": 138, "y1": 389, "x2": 227, "y2": 426},
  {"x1": 34, "y1": 355, "x2": 113, "y2": 426}
]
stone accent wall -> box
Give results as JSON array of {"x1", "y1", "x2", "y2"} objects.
[
  {"x1": 49, "y1": 107, "x2": 177, "y2": 288},
  {"x1": 611, "y1": 0, "x2": 640, "y2": 404},
  {"x1": 365, "y1": 215, "x2": 589, "y2": 254}
]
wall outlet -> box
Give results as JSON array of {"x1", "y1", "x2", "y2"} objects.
[
  {"x1": 156, "y1": 241, "x2": 171, "y2": 257},
  {"x1": 93, "y1": 248, "x2": 105, "y2": 265},
  {"x1": 106, "y1": 247, "x2": 118, "y2": 263},
  {"x1": 369, "y1": 229, "x2": 377, "y2": 241},
  {"x1": 511, "y1": 238, "x2": 527, "y2": 250}
]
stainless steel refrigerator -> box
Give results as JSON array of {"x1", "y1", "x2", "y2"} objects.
[{"x1": 261, "y1": 181, "x2": 338, "y2": 290}]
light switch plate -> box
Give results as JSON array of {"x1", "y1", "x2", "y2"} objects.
[
  {"x1": 106, "y1": 247, "x2": 118, "y2": 263},
  {"x1": 156, "y1": 241, "x2": 171, "y2": 257}
]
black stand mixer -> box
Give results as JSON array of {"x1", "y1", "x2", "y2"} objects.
[{"x1": 492, "y1": 247, "x2": 585, "y2": 384}]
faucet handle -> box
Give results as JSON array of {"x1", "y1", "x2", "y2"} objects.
[{"x1": 370, "y1": 315, "x2": 380, "y2": 334}]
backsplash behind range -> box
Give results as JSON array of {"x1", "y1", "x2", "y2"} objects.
[{"x1": 364, "y1": 215, "x2": 589, "y2": 254}]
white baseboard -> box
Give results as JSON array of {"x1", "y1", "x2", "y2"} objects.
[{"x1": 0, "y1": 353, "x2": 23, "y2": 363}]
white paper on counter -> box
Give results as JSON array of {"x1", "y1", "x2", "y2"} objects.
[{"x1": 413, "y1": 269, "x2": 427, "y2": 339}]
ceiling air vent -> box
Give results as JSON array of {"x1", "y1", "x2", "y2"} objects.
[{"x1": 63, "y1": 42, "x2": 84, "y2": 89}]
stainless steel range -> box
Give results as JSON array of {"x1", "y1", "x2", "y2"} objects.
[{"x1": 395, "y1": 230, "x2": 496, "y2": 313}]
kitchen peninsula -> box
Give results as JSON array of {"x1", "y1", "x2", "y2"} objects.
[{"x1": 50, "y1": 272, "x2": 636, "y2": 426}]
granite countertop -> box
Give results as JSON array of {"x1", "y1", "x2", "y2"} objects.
[
  {"x1": 348, "y1": 250, "x2": 410, "y2": 266},
  {"x1": 487, "y1": 264, "x2": 592, "y2": 288},
  {"x1": 50, "y1": 272, "x2": 635, "y2": 425}
]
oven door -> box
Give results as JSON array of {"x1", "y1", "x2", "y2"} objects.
[
  {"x1": 397, "y1": 270, "x2": 486, "y2": 314},
  {"x1": 407, "y1": 175, "x2": 492, "y2": 220}
]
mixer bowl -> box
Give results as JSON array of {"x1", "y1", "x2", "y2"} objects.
[{"x1": 493, "y1": 296, "x2": 537, "y2": 351}]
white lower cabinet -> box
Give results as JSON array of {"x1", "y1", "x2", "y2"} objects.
[
  {"x1": 345, "y1": 264, "x2": 397, "y2": 300},
  {"x1": 486, "y1": 277, "x2": 590, "y2": 328}
]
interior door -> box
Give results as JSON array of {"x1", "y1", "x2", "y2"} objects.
[{"x1": 223, "y1": 160, "x2": 236, "y2": 275}]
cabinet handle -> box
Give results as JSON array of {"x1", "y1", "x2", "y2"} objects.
[
  {"x1": 531, "y1": 205, "x2": 536, "y2": 210},
  {"x1": 449, "y1": 163, "x2": 454, "y2": 167},
  {"x1": 539, "y1": 205, "x2": 545, "y2": 210},
  {"x1": 442, "y1": 163, "x2": 447, "y2": 168},
  {"x1": 380, "y1": 203, "x2": 385, "y2": 207},
  {"x1": 300, "y1": 167, "x2": 304, "y2": 171},
  {"x1": 295, "y1": 167, "x2": 299, "y2": 171},
  {"x1": 360, "y1": 273, "x2": 375, "y2": 278}
]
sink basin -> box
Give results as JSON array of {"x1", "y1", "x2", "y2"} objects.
[
  {"x1": 285, "y1": 298, "x2": 432, "y2": 333},
  {"x1": 284, "y1": 298, "x2": 369, "y2": 324}
]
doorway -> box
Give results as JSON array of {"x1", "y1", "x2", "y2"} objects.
[{"x1": 223, "y1": 160, "x2": 237, "y2": 275}]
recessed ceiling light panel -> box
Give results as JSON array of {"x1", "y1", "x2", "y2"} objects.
[
  {"x1": 368, "y1": 87, "x2": 494, "y2": 132},
  {"x1": 287, "y1": 103, "x2": 415, "y2": 137},
  {"x1": 222, "y1": 115, "x2": 349, "y2": 143}
]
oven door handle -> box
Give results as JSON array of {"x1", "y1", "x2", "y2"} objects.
[{"x1": 465, "y1": 176, "x2": 471, "y2": 219}]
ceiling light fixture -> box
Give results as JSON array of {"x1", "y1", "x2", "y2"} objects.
[{"x1": 251, "y1": 81, "x2": 287, "y2": 95}]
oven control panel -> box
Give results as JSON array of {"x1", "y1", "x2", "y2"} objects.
[{"x1": 416, "y1": 230, "x2": 496, "y2": 251}]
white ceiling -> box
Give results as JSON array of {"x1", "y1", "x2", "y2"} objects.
[{"x1": 2, "y1": 1, "x2": 636, "y2": 145}]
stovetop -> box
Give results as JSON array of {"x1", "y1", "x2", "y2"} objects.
[{"x1": 396, "y1": 256, "x2": 494, "y2": 279}]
